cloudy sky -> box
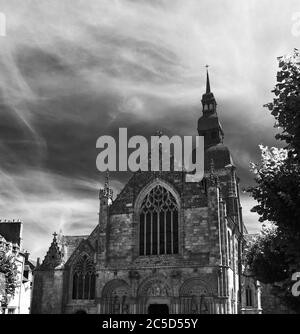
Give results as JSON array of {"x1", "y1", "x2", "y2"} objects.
[{"x1": 0, "y1": 0, "x2": 299, "y2": 259}]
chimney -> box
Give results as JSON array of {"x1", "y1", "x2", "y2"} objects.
[{"x1": 24, "y1": 251, "x2": 30, "y2": 262}]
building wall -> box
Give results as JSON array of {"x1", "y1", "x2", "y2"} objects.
[
  {"x1": 31, "y1": 269, "x2": 64, "y2": 314},
  {"x1": 31, "y1": 167, "x2": 251, "y2": 314},
  {"x1": 0, "y1": 229, "x2": 34, "y2": 314},
  {"x1": 55, "y1": 173, "x2": 244, "y2": 314}
]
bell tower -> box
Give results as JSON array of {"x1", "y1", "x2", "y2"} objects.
[{"x1": 198, "y1": 67, "x2": 224, "y2": 148}]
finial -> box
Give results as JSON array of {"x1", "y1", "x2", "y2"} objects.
[
  {"x1": 154, "y1": 130, "x2": 163, "y2": 137},
  {"x1": 100, "y1": 171, "x2": 113, "y2": 200},
  {"x1": 104, "y1": 170, "x2": 110, "y2": 188},
  {"x1": 53, "y1": 232, "x2": 58, "y2": 239}
]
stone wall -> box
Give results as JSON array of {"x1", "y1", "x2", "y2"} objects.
[
  {"x1": 107, "y1": 213, "x2": 134, "y2": 264},
  {"x1": 31, "y1": 269, "x2": 64, "y2": 314}
]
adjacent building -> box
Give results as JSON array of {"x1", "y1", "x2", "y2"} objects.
[{"x1": 0, "y1": 220, "x2": 35, "y2": 314}]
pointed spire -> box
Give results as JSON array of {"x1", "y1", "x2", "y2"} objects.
[
  {"x1": 99, "y1": 171, "x2": 113, "y2": 201},
  {"x1": 39, "y1": 231, "x2": 63, "y2": 270},
  {"x1": 201, "y1": 65, "x2": 216, "y2": 114},
  {"x1": 205, "y1": 65, "x2": 211, "y2": 94}
]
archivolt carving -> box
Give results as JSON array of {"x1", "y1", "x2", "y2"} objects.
[
  {"x1": 179, "y1": 278, "x2": 212, "y2": 296},
  {"x1": 138, "y1": 276, "x2": 171, "y2": 297},
  {"x1": 101, "y1": 279, "x2": 130, "y2": 314},
  {"x1": 179, "y1": 278, "x2": 212, "y2": 314},
  {"x1": 101, "y1": 279, "x2": 130, "y2": 298}
]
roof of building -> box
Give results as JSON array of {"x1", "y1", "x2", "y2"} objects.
[
  {"x1": 204, "y1": 143, "x2": 234, "y2": 171},
  {"x1": 61, "y1": 235, "x2": 89, "y2": 262},
  {"x1": 0, "y1": 221, "x2": 22, "y2": 246}
]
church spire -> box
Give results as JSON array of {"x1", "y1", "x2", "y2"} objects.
[
  {"x1": 201, "y1": 66, "x2": 217, "y2": 115},
  {"x1": 206, "y1": 65, "x2": 211, "y2": 94},
  {"x1": 198, "y1": 67, "x2": 224, "y2": 148}
]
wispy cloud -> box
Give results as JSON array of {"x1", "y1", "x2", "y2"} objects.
[{"x1": 0, "y1": 0, "x2": 298, "y2": 258}]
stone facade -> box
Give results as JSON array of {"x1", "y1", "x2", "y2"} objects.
[{"x1": 31, "y1": 73, "x2": 261, "y2": 314}]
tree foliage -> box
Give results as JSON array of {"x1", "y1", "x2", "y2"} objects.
[
  {"x1": 0, "y1": 250, "x2": 18, "y2": 308},
  {"x1": 265, "y1": 49, "x2": 300, "y2": 157},
  {"x1": 247, "y1": 49, "x2": 300, "y2": 312}
]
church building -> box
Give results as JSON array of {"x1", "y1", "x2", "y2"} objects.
[{"x1": 31, "y1": 72, "x2": 261, "y2": 314}]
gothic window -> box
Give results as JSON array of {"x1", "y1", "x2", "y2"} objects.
[
  {"x1": 245, "y1": 286, "x2": 253, "y2": 307},
  {"x1": 72, "y1": 254, "x2": 96, "y2": 300},
  {"x1": 139, "y1": 185, "x2": 179, "y2": 256}
]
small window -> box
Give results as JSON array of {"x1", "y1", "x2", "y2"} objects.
[
  {"x1": 245, "y1": 286, "x2": 253, "y2": 307},
  {"x1": 23, "y1": 269, "x2": 29, "y2": 280}
]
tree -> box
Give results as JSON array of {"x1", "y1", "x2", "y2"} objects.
[
  {"x1": 246, "y1": 49, "x2": 300, "y2": 312},
  {"x1": 0, "y1": 250, "x2": 18, "y2": 310}
]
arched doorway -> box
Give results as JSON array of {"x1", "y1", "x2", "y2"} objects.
[
  {"x1": 101, "y1": 279, "x2": 130, "y2": 314},
  {"x1": 148, "y1": 304, "x2": 169, "y2": 315},
  {"x1": 179, "y1": 278, "x2": 212, "y2": 314}
]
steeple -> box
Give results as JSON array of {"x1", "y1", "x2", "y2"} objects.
[
  {"x1": 206, "y1": 67, "x2": 211, "y2": 94},
  {"x1": 201, "y1": 66, "x2": 217, "y2": 115},
  {"x1": 198, "y1": 67, "x2": 224, "y2": 148}
]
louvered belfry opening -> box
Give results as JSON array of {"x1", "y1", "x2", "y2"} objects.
[
  {"x1": 139, "y1": 185, "x2": 179, "y2": 256},
  {"x1": 72, "y1": 254, "x2": 96, "y2": 300}
]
